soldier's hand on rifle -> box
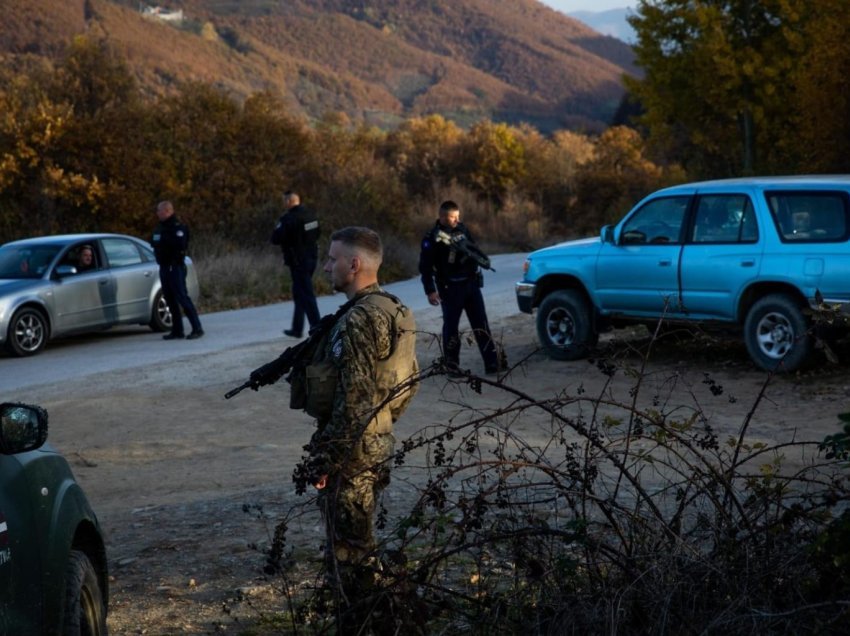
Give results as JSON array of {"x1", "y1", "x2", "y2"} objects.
[{"x1": 249, "y1": 357, "x2": 287, "y2": 389}]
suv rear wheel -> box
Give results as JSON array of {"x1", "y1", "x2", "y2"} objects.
[
  {"x1": 744, "y1": 294, "x2": 812, "y2": 372},
  {"x1": 536, "y1": 290, "x2": 598, "y2": 360}
]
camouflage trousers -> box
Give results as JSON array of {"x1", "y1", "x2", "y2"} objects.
[
  {"x1": 319, "y1": 433, "x2": 393, "y2": 568},
  {"x1": 318, "y1": 434, "x2": 396, "y2": 633}
]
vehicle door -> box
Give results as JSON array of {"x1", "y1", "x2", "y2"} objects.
[
  {"x1": 679, "y1": 193, "x2": 762, "y2": 320},
  {"x1": 0, "y1": 455, "x2": 43, "y2": 632},
  {"x1": 595, "y1": 195, "x2": 690, "y2": 316},
  {"x1": 50, "y1": 242, "x2": 116, "y2": 332},
  {"x1": 102, "y1": 237, "x2": 158, "y2": 322}
]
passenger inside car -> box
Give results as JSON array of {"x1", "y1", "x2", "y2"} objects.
[{"x1": 76, "y1": 245, "x2": 96, "y2": 272}]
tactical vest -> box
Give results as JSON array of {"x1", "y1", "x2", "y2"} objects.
[{"x1": 302, "y1": 292, "x2": 419, "y2": 431}]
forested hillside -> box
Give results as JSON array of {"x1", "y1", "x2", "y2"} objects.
[{"x1": 0, "y1": 0, "x2": 636, "y2": 132}]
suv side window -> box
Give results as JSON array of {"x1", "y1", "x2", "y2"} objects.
[
  {"x1": 691, "y1": 194, "x2": 758, "y2": 243},
  {"x1": 620, "y1": 196, "x2": 689, "y2": 245},
  {"x1": 766, "y1": 191, "x2": 850, "y2": 242}
]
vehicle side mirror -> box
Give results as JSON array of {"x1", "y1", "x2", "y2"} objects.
[
  {"x1": 0, "y1": 403, "x2": 48, "y2": 454},
  {"x1": 54, "y1": 265, "x2": 78, "y2": 277},
  {"x1": 601, "y1": 225, "x2": 615, "y2": 244}
]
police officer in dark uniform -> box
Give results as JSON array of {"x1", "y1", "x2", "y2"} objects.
[
  {"x1": 271, "y1": 191, "x2": 321, "y2": 338},
  {"x1": 419, "y1": 200, "x2": 505, "y2": 374},
  {"x1": 151, "y1": 200, "x2": 204, "y2": 340}
]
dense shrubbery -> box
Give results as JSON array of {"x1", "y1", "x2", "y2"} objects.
[{"x1": 258, "y1": 330, "x2": 850, "y2": 634}]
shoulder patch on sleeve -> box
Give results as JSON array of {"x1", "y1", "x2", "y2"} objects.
[{"x1": 332, "y1": 337, "x2": 344, "y2": 361}]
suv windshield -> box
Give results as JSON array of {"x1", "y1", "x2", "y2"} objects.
[{"x1": 0, "y1": 244, "x2": 63, "y2": 279}]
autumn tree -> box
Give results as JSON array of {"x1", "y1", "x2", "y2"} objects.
[
  {"x1": 790, "y1": 0, "x2": 850, "y2": 173},
  {"x1": 455, "y1": 120, "x2": 526, "y2": 210},
  {"x1": 152, "y1": 84, "x2": 314, "y2": 243},
  {"x1": 571, "y1": 126, "x2": 681, "y2": 235},
  {"x1": 627, "y1": 0, "x2": 808, "y2": 177},
  {"x1": 382, "y1": 114, "x2": 462, "y2": 199},
  {"x1": 0, "y1": 36, "x2": 145, "y2": 239},
  {"x1": 310, "y1": 112, "x2": 413, "y2": 247}
]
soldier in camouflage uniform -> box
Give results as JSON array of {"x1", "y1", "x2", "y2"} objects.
[{"x1": 293, "y1": 226, "x2": 419, "y2": 618}]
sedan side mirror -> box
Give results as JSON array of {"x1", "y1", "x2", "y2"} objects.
[
  {"x1": 0, "y1": 403, "x2": 48, "y2": 454},
  {"x1": 600, "y1": 225, "x2": 615, "y2": 244},
  {"x1": 54, "y1": 264, "x2": 78, "y2": 277}
]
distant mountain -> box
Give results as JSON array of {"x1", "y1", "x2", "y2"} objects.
[
  {"x1": 0, "y1": 0, "x2": 639, "y2": 133},
  {"x1": 569, "y1": 9, "x2": 636, "y2": 44}
]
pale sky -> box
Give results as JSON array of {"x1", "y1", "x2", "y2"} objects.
[{"x1": 539, "y1": 0, "x2": 634, "y2": 12}]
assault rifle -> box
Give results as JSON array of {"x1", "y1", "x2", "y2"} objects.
[
  {"x1": 224, "y1": 341, "x2": 306, "y2": 399},
  {"x1": 435, "y1": 230, "x2": 494, "y2": 272},
  {"x1": 224, "y1": 312, "x2": 338, "y2": 399}
]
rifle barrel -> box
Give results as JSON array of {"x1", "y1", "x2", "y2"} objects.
[{"x1": 224, "y1": 380, "x2": 253, "y2": 400}]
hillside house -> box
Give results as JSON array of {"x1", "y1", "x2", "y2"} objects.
[{"x1": 139, "y1": 3, "x2": 184, "y2": 23}]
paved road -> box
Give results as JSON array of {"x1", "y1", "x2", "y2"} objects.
[{"x1": 1, "y1": 253, "x2": 529, "y2": 392}]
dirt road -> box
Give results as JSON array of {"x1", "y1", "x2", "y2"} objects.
[{"x1": 13, "y1": 306, "x2": 850, "y2": 634}]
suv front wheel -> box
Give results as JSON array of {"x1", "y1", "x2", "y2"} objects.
[
  {"x1": 63, "y1": 550, "x2": 108, "y2": 635},
  {"x1": 744, "y1": 294, "x2": 812, "y2": 372},
  {"x1": 536, "y1": 289, "x2": 598, "y2": 360}
]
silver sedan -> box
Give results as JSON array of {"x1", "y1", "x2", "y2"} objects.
[{"x1": 0, "y1": 233, "x2": 201, "y2": 356}]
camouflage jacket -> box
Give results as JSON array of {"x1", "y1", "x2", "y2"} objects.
[{"x1": 308, "y1": 283, "x2": 418, "y2": 475}]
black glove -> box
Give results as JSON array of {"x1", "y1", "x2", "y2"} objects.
[{"x1": 249, "y1": 357, "x2": 290, "y2": 389}]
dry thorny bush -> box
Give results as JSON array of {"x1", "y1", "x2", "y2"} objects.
[{"x1": 241, "y1": 324, "x2": 850, "y2": 635}]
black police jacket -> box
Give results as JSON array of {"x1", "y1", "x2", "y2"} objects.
[
  {"x1": 271, "y1": 204, "x2": 320, "y2": 266},
  {"x1": 152, "y1": 216, "x2": 189, "y2": 266},
  {"x1": 418, "y1": 221, "x2": 480, "y2": 294}
]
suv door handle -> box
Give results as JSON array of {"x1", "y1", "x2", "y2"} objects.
[
  {"x1": 740, "y1": 259, "x2": 756, "y2": 267},
  {"x1": 658, "y1": 259, "x2": 672, "y2": 266}
]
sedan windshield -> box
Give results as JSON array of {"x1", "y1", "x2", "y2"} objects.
[{"x1": 0, "y1": 244, "x2": 63, "y2": 279}]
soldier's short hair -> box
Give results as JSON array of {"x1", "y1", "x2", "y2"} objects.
[{"x1": 331, "y1": 226, "x2": 383, "y2": 266}]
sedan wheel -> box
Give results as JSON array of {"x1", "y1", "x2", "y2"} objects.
[
  {"x1": 536, "y1": 289, "x2": 598, "y2": 361},
  {"x1": 744, "y1": 294, "x2": 812, "y2": 372},
  {"x1": 6, "y1": 307, "x2": 48, "y2": 356},
  {"x1": 149, "y1": 290, "x2": 173, "y2": 332}
]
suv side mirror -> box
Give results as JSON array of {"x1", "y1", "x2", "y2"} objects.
[
  {"x1": 0, "y1": 403, "x2": 48, "y2": 454},
  {"x1": 600, "y1": 225, "x2": 615, "y2": 244}
]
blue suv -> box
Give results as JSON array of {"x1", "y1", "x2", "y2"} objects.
[{"x1": 516, "y1": 176, "x2": 850, "y2": 372}]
